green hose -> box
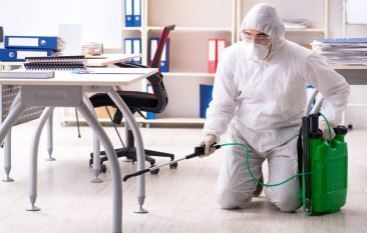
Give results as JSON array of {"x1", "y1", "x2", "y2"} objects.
[
  {"x1": 219, "y1": 142, "x2": 310, "y2": 187},
  {"x1": 219, "y1": 113, "x2": 333, "y2": 187},
  {"x1": 320, "y1": 112, "x2": 332, "y2": 142}
]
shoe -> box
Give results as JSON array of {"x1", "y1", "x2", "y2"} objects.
[{"x1": 253, "y1": 174, "x2": 264, "y2": 197}]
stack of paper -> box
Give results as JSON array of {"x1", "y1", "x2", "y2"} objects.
[
  {"x1": 82, "y1": 42, "x2": 103, "y2": 56},
  {"x1": 0, "y1": 70, "x2": 54, "y2": 79},
  {"x1": 282, "y1": 19, "x2": 308, "y2": 29},
  {"x1": 311, "y1": 38, "x2": 367, "y2": 65}
]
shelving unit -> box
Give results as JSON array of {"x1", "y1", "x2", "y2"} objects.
[
  {"x1": 78, "y1": 0, "x2": 330, "y2": 127},
  {"x1": 117, "y1": 0, "x2": 236, "y2": 126}
]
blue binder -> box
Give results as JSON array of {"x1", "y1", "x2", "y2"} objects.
[
  {"x1": 199, "y1": 84, "x2": 214, "y2": 118},
  {"x1": 146, "y1": 84, "x2": 156, "y2": 119},
  {"x1": 149, "y1": 38, "x2": 169, "y2": 72},
  {"x1": 124, "y1": 0, "x2": 134, "y2": 27},
  {"x1": 0, "y1": 48, "x2": 52, "y2": 61},
  {"x1": 5, "y1": 36, "x2": 59, "y2": 50},
  {"x1": 133, "y1": 0, "x2": 142, "y2": 27},
  {"x1": 132, "y1": 38, "x2": 142, "y2": 64},
  {"x1": 124, "y1": 38, "x2": 142, "y2": 65},
  {"x1": 124, "y1": 38, "x2": 133, "y2": 55}
]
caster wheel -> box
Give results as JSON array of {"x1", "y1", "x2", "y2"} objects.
[
  {"x1": 89, "y1": 159, "x2": 93, "y2": 167},
  {"x1": 169, "y1": 162, "x2": 178, "y2": 169},
  {"x1": 348, "y1": 124, "x2": 353, "y2": 130},
  {"x1": 150, "y1": 168, "x2": 160, "y2": 175},
  {"x1": 100, "y1": 164, "x2": 107, "y2": 173}
]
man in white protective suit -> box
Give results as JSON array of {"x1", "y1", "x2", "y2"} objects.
[{"x1": 200, "y1": 3, "x2": 350, "y2": 212}]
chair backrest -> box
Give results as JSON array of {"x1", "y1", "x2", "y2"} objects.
[
  {"x1": 143, "y1": 25, "x2": 175, "y2": 113},
  {"x1": 149, "y1": 24, "x2": 176, "y2": 69},
  {"x1": 113, "y1": 25, "x2": 175, "y2": 116},
  {"x1": 145, "y1": 72, "x2": 168, "y2": 113}
]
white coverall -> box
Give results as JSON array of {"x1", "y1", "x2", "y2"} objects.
[{"x1": 203, "y1": 3, "x2": 350, "y2": 212}]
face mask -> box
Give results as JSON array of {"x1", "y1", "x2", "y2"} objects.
[{"x1": 244, "y1": 42, "x2": 271, "y2": 61}]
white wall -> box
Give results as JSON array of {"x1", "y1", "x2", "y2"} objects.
[{"x1": 0, "y1": 0, "x2": 122, "y2": 48}]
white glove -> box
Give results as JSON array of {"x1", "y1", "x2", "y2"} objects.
[
  {"x1": 199, "y1": 134, "x2": 218, "y2": 157},
  {"x1": 319, "y1": 119, "x2": 336, "y2": 141}
]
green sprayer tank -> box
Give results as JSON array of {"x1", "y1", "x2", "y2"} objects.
[{"x1": 301, "y1": 113, "x2": 348, "y2": 215}]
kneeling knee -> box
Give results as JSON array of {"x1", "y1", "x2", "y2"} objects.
[
  {"x1": 215, "y1": 190, "x2": 252, "y2": 209},
  {"x1": 272, "y1": 198, "x2": 301, "y2": 212}
]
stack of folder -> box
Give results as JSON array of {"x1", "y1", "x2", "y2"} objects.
[
  {"x1": 125, "y1": 0, "x2": 142, "y2": 27},
  {"x1": 282, "y1": 18, "x2": 309, "y2": 29},
  {"x1": 0, "y1": 36, "x2": 63, "y2": 62},
  {"x1": 311, "y1": 38, "x2": 367, "y2": 65}
]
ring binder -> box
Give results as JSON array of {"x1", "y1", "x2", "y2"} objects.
[
  {"x1": 0, "y1": 48, "x2": 53, "y2": 61},
  {"x1": 24, "y1": 55, "x2": 86, "y2": 70},
  {"x1": 5, "y1": 36, "x2": 63, "y2": 50}
]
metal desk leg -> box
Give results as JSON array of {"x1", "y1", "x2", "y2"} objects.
[
  {"x1": 45, "y1": 110, "x2": 55, "y2": 161},
  {"x1": 78, "y1": 99, "x2": 122, "y2": 233},
  {"x1": 108, "y1": 90, "x2": 147, "y2": 214},
  {"x1": 83, "y1": 96, "x2": 103, "y2": 183},
  {"x1": 27, "y1": 107, "x2": 54, "y2": 211},
  {"x1": 1, "y1": 94, "x2": 26, "y2": 182},
  {"x1": 3, "y1": 130, "x2": 13, "y2": 182}
]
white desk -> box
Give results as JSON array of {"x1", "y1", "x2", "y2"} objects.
[
  {"x1": 0, "y1": 53, "x2": 141, "y2": 68},
  {"x1": 333, "y1": 66, "x2": 367, "y2": 126},
  {"x1": 0, "y1": 68, "x2": 156, "y2": 233},
  {"x1": 334, "y1": 65, "x2": 367, "y2": 85},
  {"x1": 1, "y1": 53, "x2": 140, "y2": 182}
]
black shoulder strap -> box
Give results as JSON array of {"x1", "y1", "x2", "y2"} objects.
[{"x1": 297, "y1": 126, "x2": 303, "y2": 187}]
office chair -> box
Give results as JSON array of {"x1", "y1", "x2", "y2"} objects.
[{"x1": 88, "y1": 25, "x2": 176, "y2": 173}]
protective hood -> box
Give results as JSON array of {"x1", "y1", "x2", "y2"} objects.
[{"x1": 240, "y1": 3, "x2": 285, "y2": 56}]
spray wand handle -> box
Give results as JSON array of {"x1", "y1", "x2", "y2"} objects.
[{"x1": 185, "y1": 144, "x2": 221, "y2": 159}]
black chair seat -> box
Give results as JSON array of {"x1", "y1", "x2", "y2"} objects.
[{"x1": 90, "y1": 91, "x2": 158, "y2": 110}]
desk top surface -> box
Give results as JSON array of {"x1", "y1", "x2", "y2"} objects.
[
  {"x1": 0, "y1": 53, "x2": 140, "y2": 67},
  {"x1": 333, "y1": 65, "x2": 367, "y2": 70},
  {"x1": 0, "y1": 68, "x2": 157, "y2": 86},
  {"x1": 85, "y1": 54, "x2": 140, "y2": 67}
]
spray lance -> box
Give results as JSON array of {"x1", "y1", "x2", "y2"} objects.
[
  {"x1": 123, "y1": 144, "x2": 222, "y2": 182},
  {"x1": 123, "y1": 142, "x2": 308, "y2": 186},
  {"x1": 123, "y1": 142, "x2": 307, "y2": 185}
]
